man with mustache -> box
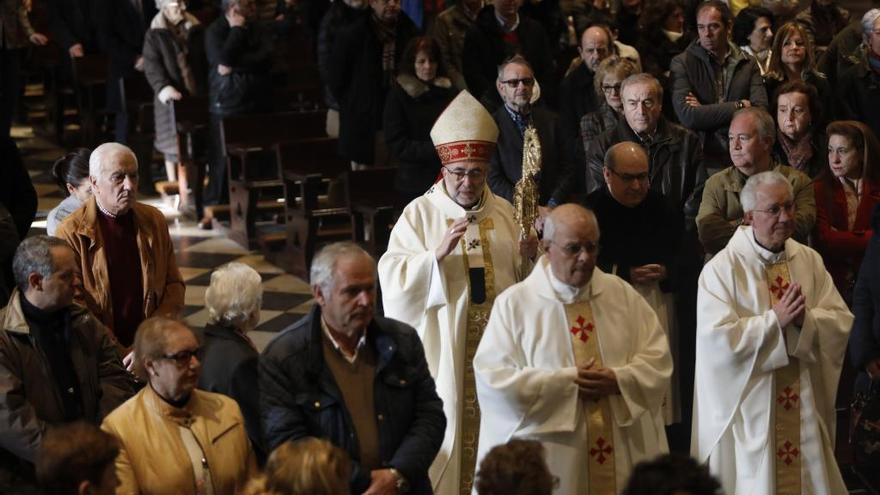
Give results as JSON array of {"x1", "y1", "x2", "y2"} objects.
[
  {"x1": 379, "y1": 90, "x2": 535, "y2": 494},
  {"x1": 56, "y1": 142, "x2": 184, "y2": 356},
  {"x1": 474, "y1": 203, "x2": 672, "y2": 495},
  {"x1": 693, "y1": 171, "x2": 852, "y2": 494},
  {"x1": 261, "y1": 242, "x2": 445, "y2": 495},
  {"x1": 696, "y1": 107, "x2": 815, "y2": 256}
]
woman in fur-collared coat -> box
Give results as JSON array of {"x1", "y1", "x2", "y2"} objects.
[{"x1": 383, "y1": 36, "x2": 456, "y2": 204}]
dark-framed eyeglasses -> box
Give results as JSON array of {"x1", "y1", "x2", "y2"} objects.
[
  {"x1": 752, "y1": 202, "x2": 795, "y2": 217},
  {"x1": 602, "y1": 83, "x2": 622, "y2": 94},
  {"x1": 500, "y1": 77, "x2": 535, "y2": 88},
  {"x1": 160, "y1": 347, "x2": 203, "y2": 367},
  {"x1": 609, "y1": 168, "x2": 650, "y2": 183},
  {"x1": 443, "y1": 166, "x2": 485, "y2": 181}
]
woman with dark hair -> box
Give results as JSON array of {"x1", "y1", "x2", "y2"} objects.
[
  {"x1": 733, "y1": 6, "x2": 775, "y2": 76},
  {"x1": 813, "y1": 120, "x2": 880, "y2": 301},
  {"x1": 635, "y1": 0, "x2": 691, "y2": 80},
  {"x1": 383, "y1": 36, "x2": 455, "y2": 203},
  {"x1": 772, "y1": 80, "x2": 826, "y2": 177},
  {"x1": 47, "y1": 148, "x2": 91, "y2": 236},
  {"x1": 475, "y1": 439, "x2": 556, "y2": 495},
  {"x1": 763, "y1": 21, "x2": 833, "y2": 123}
]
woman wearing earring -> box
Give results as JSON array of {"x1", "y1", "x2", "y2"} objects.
[{"x1": 102, "y1": 317, "x2": 256, "y2": 494}]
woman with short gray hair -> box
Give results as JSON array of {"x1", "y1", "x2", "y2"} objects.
[{"x1": 198, "y1": 262, "x2": 264, "y2": 458}]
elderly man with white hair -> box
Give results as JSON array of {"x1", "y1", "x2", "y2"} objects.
[
  {"x1": 198, "y1": 262, "x2": 263, "y2": 458},
  {"x1": 56, "y1": 142, "x2": 184, "y2": 353},
  {"x1": 693, "y1": 170, "x2": 852, "y2": 494}
]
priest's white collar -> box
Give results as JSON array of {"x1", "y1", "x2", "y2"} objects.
[
  {"x1": 548, "y1": 267, "x2": 592, "y2": 304},
  {"x1": 744, "y1": 226, "x2": 787, "y2": 265}
]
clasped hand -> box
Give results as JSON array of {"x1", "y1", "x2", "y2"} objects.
[
  {"x1": 772, "y1": 282, "x2": 805, "y2": 328},
  {"x1": 575, "y1": 358, "x2": 619, "y2": 401}
]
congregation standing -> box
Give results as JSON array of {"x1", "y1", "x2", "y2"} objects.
[{"x1": 4, "y1": 0, "x2": 880, "y2": 493}]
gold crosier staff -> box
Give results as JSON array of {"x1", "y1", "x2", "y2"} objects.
[{"x1": 513, "y1": 125, "x2": 541, "y2": 274}]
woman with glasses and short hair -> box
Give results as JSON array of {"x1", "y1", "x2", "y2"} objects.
[
  {"x1": 813, "y1": 120, "x2": 880, "y2": 303},
  {"x1": 102, "y1": 316, "x2": 257, "y2": 494}
]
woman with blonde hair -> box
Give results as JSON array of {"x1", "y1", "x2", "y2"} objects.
[{"x1": 243, "y1": 438, "x2": 352, "y2": 495}]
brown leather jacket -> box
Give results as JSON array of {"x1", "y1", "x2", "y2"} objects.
[
  {"x1": 55, "y1": 197, "x2": 185, "y2": 345},
  {"x1": 0, "y1": 291, "x2": 134, "y2": 469}
]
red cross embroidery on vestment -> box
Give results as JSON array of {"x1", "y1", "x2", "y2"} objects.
[
  {"x1": 589, "y1": 437, "x2": 613, "y2": 464},
  {"x1": 570, "y1": 316, "x2": 594, "y2": 342},
  {"x1": 777, "y1": 386, "x2": 800, "y2": 410},
  {"x1": 770, "y1": 276, "x2": 790, "y2": 299},
  {"x1": 776, "y1": 441, "x2": 800, "y2": 465}
]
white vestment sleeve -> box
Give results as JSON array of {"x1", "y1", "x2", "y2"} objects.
[{"x1": 474, "y1": 295, "x2": 580, "y2": 435}]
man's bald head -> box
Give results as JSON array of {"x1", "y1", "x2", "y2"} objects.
[
  {"x1": 603, "y1": 141, "x2": 650, "y2": 208},
  {"x1": 544, "y1": 204, "x2": 600, "y2": 288},
  {"x1": 579, "y1": 26, "x2": 612, "y2": 71}
]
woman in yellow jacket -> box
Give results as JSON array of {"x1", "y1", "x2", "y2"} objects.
[{"x1": 102, "y1": 316, "x2": 257, "y2": 494}]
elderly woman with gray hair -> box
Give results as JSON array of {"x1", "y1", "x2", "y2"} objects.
[
  {"x1": 197, "y1": 261, "x2": 264, "y2": 460},
  {"x1": 142, "y1": 0, "x2": 208, "y2": 184}
]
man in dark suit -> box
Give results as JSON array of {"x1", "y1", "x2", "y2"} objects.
[
  {"x1": 48, "y1": 0, "x2": 100, "y2": 59},
  {"x1": 488, "y1": 56, "x2": 568, "y2": 207},
  {"x1": 97, "y1": 0, "x2": 157, "y2": 144}
]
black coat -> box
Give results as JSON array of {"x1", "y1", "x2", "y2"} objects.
[
  {"x1": 558, "y1": 63, "x2": 599, "y2": 143},
  {"x1": 143, "y1": 17, "x2": 208, "y2": 159},
  {"x1": 383, "y1": 74, "x2": 455, "y2": 198},
  {"x1": 197, "y1": 323, "x2": 263, "y2": 460},
  {"x1": 204, "y1": 16, "x2": 273, "y2": 117},
  {"x1": 317, "y1": 1, "x2": 368, "y2": 109},
  {"x1": 584, "y1": 116, "x2": 705, "y2": 228},
  {"x1": 260, "y1": 306, "x2": 445, "y2": 495},
  {"x1": 488, "y1": 105, "x2": 567, "y2": 205},
  {"x1": 462, "y1": 6, "x2": 554, "y2": 108},
  {"x1": 851, "y1": 204, "x2": 880, "y2": 391},
  {"x1": 838, "y1": 61, "x2": 880, "y2": 139},
  {"x1": 328, "y1": 15, "x2": 419, "y2": 164},
  {"x1": 47, "y1": 0, "x2": 99, "y2": 51},
  {"x1": 96, "y1": 0, "x2": 155, "y2": 77}
]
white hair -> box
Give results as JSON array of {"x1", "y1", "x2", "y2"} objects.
[
  {"x1": 309, "y1": 242, "x2": 373, "y2": 292},
  {"x1": 205, "y1": 262, "x2": 263, "y2": 329},
  {"x1": 864, "y1": 9, "x2": 880, "y2": 43},
  {"x1": 88, "y1": 142, "x2": 137, "y2": 179},
  {"x1": 543, "y1": 205, "x2": 599, "y2": 242},
  {"x1": 741, "y1": 171, "x2": 793, "y2": 213}
]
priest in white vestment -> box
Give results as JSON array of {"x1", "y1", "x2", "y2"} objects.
[
  {"x1": 474, "y1": 204, "x2": 672, "y2": 495},
  {"x1": 693, "y1": 171, "x2": 852, "y2": 495},
  {"x1": 378, "y1": 91, "x2": 535, "y2": 494}
]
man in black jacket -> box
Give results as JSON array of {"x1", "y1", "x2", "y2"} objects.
[
  {"x1": 48, "y1": 0, "x2": 100, "y2": 59},
  {"x1": 558, "y1": 25, "x2": 612, "y2": 142},
  {"x1": 203, "y1": 0, "x2": 272, "y2": 210},
  {"x1": 488, "y1": 56, "x2": 567, "y2": 207},
  {"x1": 260, "y1": 242, "x2": 445, "y2": 495},
  {"x1": 0, "y1": 236, "x2": 134, "y2": 492}
]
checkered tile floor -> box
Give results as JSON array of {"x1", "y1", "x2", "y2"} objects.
[{"x1": 14, "y1": 126, "x2": 312, "y2": 351}]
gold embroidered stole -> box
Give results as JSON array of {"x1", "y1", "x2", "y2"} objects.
[
  {"x1": 565, "y1": 301, "x2": 616, "y2": 495},
  {"x1": 767, "y1": 262, "x2": 801, "y2": 494},
  {"x1": 450, "y1": 217, "x2": 496, "y2": 494}
]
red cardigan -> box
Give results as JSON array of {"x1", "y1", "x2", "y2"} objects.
[{"x1": 813, "y1": 177, "x2": 880, "y2": 293}]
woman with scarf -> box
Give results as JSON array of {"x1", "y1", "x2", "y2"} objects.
[
  {"x1": 771, "y1": 80, "x2": 825, "y2": 178},
  {"x1": 143, "y1": 0, "x2": 208, "y2": 186},
  {"x1": 814, "y1": 120, "x2": 880, "y2": 303}
]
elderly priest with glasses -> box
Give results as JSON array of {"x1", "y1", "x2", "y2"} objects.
[{"x1": 378, "y1": 90, "x2": 536, "y2": 495}]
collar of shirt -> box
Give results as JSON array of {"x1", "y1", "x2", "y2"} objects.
[
  {"x1": 548, "y1": 268, "x2": 592, "y2": 304},
  {"x1": 495, "y1": 11, "x2": 519, "y2": 32},
  {"x1": 96, "y1": 199, "x2": 117, "y2": 219},
  {"x1": 748, "y1": 228, "x2": 787, "y2": 264},
  {"x1": 321, "y1": 317, "x2": 367, "y2": 364},
  {"x1": 839, "y1": 176, "x2": 863, "y2": 197}
]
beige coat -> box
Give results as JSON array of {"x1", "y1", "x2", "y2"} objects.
[
  {"x1": 55, "y1": 197, "x2": 185, "y2": 345},
  {"x1": 102, "y1": 386, "x2": 257, "y2": 495}
]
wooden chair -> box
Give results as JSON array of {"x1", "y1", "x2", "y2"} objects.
[
  {"x1": 122, "y1": 76, "x2": 156, "y2": 194},
  {"x1": 346, "y1": 167, "x2": 399, "y2": 256},
  {"x1": 71, "y1": 54, "x2": 109, "y2": 146},
  {"x1": 170, "y1": 96, "x2": 210, "y2": 217},
  {"x1": 220, "y1": 110, "x2": 327, "y2": 246}
]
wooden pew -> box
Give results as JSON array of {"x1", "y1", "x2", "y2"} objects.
[
  {"x1": 220, "y1": 110, "x2": 327, "y2": 247},
  {"x1": 121, "y1": 76, "x2": 157, "y2": 194},
  {"x1": 274, "y1": 137, "x2": 350, "y2": 279},
  {"x1": 71, "y1": 54, "x2": 109, "y2": 146},
  {"x1": 170, "y1": 96, "x2": 210, "y2": 217},
  {"x1": 347, "y1": 167, "x2": 399, "y2": 256}
]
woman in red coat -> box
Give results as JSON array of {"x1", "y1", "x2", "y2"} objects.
[{"x1": 814, "y1": 120, "x2": 880, "y2": 303}]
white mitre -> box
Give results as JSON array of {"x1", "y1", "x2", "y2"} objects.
[{"x1": 430, "y1": 90, "x2": 499, "y2": 166}]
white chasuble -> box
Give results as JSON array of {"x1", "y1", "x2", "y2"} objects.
[
  {"x1": 694, "y1": 226, "x2": 852, "y2": 495},
  {"x1": 474, "y1": 257, "x2": 671, "y2": 495},
  {"x1": 378, "y1": 182, "x2": 527, "y2": 494}
]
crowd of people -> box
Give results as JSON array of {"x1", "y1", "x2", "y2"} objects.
[{"x1": 3, "y1": 0, "x2": 880, "y2": 493}]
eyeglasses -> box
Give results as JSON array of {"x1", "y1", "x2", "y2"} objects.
[
  {"x1": 443, "y1": 166, "x2": 485, "y2": 181},
  {"x1": 549, "y1": 240, "x2": 599, "y2": 256},
  {"x1": 160, "y1": 347, "x2": 203, "y2": 367},
  {"x1": 602, "y1": 84, "x2": 622, "y2": 94},
  {"x1": 609, "y1": 168, "x2": 650, "y2": 183},
  {"x1": 500, "y1": 77, "x2": 535, "y2": 88},
  {"x1": 752, "y1": 201, "x2": 795, "y2": 217}
]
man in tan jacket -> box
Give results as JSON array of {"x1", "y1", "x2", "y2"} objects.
[{"x1": 56, "y1": 142, "x2": 184, "y2": 354}]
